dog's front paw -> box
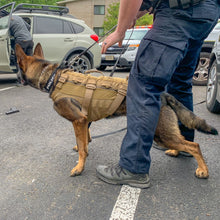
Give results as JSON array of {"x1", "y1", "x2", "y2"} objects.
[
  {"x1": 165, "y1": 149, "x2": 179, "y2": 157},
  {"x1": 73, "y1": 145, "x2": 78, "y2": 152},
  {"x1": 195, "y1": 168, "x2": 209, "y2": 179},
  {"x1": 70, "y1": 165, "x2": 84, "y2": 177}
]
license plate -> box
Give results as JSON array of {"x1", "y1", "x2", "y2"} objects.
[{"x1": 105, "y1": 55, "x2": 114, "y2": 61}]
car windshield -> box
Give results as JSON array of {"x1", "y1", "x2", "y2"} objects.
[
  {"x1": 124, "y1": 29, "x2": 148, "y2": 40},
  {"x1": 0, "y1": 15, "x2": 9, "y2": 30}
]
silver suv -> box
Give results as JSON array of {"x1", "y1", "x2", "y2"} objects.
[
  {"x1": 0, "y1": 2, "x2": 101, "y2": 74},
  {"x1": 98, "y1": 26, "x2": 151, "y2": 70}
]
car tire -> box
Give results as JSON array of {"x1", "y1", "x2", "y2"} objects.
[
  {"x1": 193, "y1": 52, "x2": 210, "y2": 86},
  {"x1": 97, "y1": 65, "x2": 106, "y2": 71},
  {"x1": 67, "y1": 54, "x2": 91, "y2": 73},
  {"x1": 206, "y1": 60, "x2": 220, "y2": 113}
]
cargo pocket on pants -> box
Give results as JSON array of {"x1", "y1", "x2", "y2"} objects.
[{"x1": 135, "y1": 40, "x2": 184, "y2": 87}]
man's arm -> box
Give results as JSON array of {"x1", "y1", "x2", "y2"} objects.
[
  {"x1": 116, "y1": 0, "x2": 143, "y2": 36},
  {"x1": 101, "y1": 0, "x2": 143, "y2": 53}
]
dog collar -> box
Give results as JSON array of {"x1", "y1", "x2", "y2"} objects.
[
  {"x1": 44, "y1": 68, "x2": 57, "y2": 93},
  {"x1": 38, "y1": 65, "x2": 51, "y2": 89},
  {"x1": 44, "y1": 62, "x2": 66, "y2": 93}
]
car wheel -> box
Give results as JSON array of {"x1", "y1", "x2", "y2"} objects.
[
  {"x1": 67, "y1": 54, "x2": 91, "y2": 73},
  {"x1": 193, "y1": 52, "x2": 210, "y2": 86},
  {"x1": 206, "y1": 60, "x2": 220, "y2": 113},
  {"x1": 97, "y1": 65, "x2": 106, "y2": 71}
]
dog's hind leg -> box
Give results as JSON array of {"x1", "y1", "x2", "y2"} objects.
[
  {"x1": 156, "y1": 105, "x2": 209, "y2": 178},
  {"x1": 163, "y1": 139, "x2": 209, "y2": 178},
  {"x1": 154, "y1": 138, "x2": 179, "y2": 157}
]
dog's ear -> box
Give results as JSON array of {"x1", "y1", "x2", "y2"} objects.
[
  {"x1": 34, "y1": 43, "x2": 44, "y2": 59},
  {"x1": 15, "y1": 44, "x2": 27, "y2": 71},
  {"x1": 15, "y1": 44, "x2": 26, "y2": 61}
]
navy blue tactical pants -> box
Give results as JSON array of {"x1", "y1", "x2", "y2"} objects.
[{"x1": 119, "y1": 0, "x2": 220, "y2": 174}]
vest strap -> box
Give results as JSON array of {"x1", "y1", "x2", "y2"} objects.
[{"x1": 82, "y1": 78, "x2": 97, "y2": 116}]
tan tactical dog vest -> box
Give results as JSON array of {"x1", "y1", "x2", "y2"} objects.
[{"x1": 51, "y1": 70, "x2": 128, "y2": 122}]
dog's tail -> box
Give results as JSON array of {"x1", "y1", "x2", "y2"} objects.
[{"x1": 162, "y1": 93, "x2": 218, "y2": 135}]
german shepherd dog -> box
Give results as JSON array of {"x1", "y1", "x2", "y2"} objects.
[{"x1": 15, "y1": 43, "x2": 218, "y2": 179}]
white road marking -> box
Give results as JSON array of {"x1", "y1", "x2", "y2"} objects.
[
  {"x1": 0, "y1": 86, "x2": 16, "y2": 92},
  {"x1": 110, "y1": 185, "x2": 141, "y2": 220}
]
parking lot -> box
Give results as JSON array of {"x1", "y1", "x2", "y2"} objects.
[{"x1": 0, "y1": 69, "x2": 220, "y2": 220}]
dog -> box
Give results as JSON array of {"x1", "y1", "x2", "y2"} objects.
[{"x1": 15, "y1": 43, "x2": 218, "y2": 179}]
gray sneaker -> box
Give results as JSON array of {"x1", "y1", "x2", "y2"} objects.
[{"x1": 96, "y1": 163, "x2": 150, "y2": 189}]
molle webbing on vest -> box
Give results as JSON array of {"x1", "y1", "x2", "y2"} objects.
[
  {"x1": 51, "y1": 70, "x2": 128, "y2": 122},
  {"x1": 169, "y1": 0, "x2": 204, "y2": 9}
]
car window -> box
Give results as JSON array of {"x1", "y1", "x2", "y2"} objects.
[
  {"x1": 69, "y1": 22, "x2": 84, "y2": 34},
  {"x1": 64, "y1": 20, "x2": 74, "y2": 33},
  {"x1": 22, "y1": 17, "x2": 31, "y2": 25},
  {"x1": 33, "y1": 16, "x2": 84, "y2": 34},
  {"x1": 0, "y1": 15, "x2": 9, "y2": 30},
  {"x1": 124, "y1": 29, "x2": 148, "y2": 40},
  {"x1": 0, "y1": 2, "x2": 15, "y2": 30},
  {"x1": 34, "y1": 16, "x2": 63, "y2": 34}
]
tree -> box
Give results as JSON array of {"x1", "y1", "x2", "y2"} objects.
[
  {"x1": 103, "y1": 2, "x2": 119, "y2": 33},
  {"x1": 0, "y1": 0, "x2": 58, "y2": 7},
  {"x1": 135, "y1": 13, "x2": 153, "y2": 27},
  {"x1": 103, "y1": 2, "x2": 153, "y2": 33}
]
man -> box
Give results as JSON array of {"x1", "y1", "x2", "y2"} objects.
[
  {"x1": 0, "y1": 11, "x2": 33, "y2": 54},
  {"x1": 10, "y1": 15, "x2": 34, "y2": 56},
  {"x1": 9, "y1": 15, "x2": 34, "y2": 84},
  {"x1": 96, "y1": 0, "x2": 220, "y2": 188}
]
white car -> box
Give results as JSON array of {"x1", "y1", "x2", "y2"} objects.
[
  {"x1": 98, "y1": 26, "x2": 151, "y2": 70},
  {"x1": 0, "y1": 2, "x2": 101, "y2": 74},
  {"x1": 206, "y1": 35, "x2": 220, "y2": 113},
  {"x1": 193, "y1": 21, "x2": 220, "y2": 85}
]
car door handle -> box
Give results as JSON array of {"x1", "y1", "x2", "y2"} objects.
[{"x1": 64, "y1": 38, "x2": 74, "y2": 42}]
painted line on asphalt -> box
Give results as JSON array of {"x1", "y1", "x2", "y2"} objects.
[
  {"x1": 110, "y1": 185, "x2": 141, "y2": 220},
  {"x1": 0, "y1": 86, "x2": 16, "y2": 92}
]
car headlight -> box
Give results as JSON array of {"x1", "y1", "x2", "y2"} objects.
[{"x1": 127, "y1": 44, "x2": 139, "y2": 51}]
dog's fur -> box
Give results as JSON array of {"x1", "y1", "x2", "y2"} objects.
[{"x1": 15, "y1": 43, "x2": 218, "y2": 179}]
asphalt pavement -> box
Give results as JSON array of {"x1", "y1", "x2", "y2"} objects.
[{"x1": 0, "y1": 70, "x2": 219, "y2": 220}]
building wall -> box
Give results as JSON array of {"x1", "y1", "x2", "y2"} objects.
[{"x1": 57, "y1": 0, "x2": 119, "y2": 35}]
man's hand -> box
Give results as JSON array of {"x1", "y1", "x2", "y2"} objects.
[
  {"x1": 101, "y1": 31, "x2": 125, "y2": 54},
  {"x1": 101, "y1": 0, "x2": 143, "y2": 54}
]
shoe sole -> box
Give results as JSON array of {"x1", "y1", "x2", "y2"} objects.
[{"x1": 96, "y1": 171, "x2": 150, "y2": 189}]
